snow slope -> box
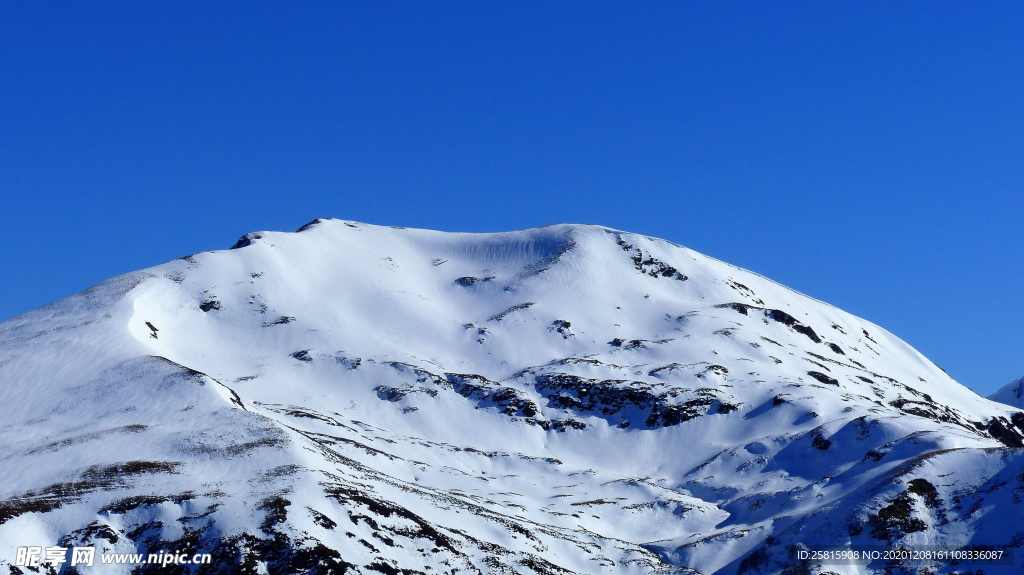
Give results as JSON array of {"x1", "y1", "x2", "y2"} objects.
[
  {"x1": 991, "y1": 376, "x2": 1024, "y2": 410},
  {"x1": 1, "y1": 219, "x2": 1022, "y2": 575}
]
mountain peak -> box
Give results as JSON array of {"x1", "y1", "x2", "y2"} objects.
[
  {"x1": 1, "y1": 222, "x2": 1022, "y2": 574},
  {"x1": 990, "y1": 375, "x2": 1024, "y2": 409}
]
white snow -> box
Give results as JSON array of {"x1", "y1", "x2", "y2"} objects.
[
  {"x1": 0, "y1": 219, "x2": 1021, "y2": 574},
  {"x1": 990, "y1": 376, "x2": 1024, "y2": 409}
]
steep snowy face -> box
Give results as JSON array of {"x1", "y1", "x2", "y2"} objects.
[
  {"x1": 991, "y1": 376, "x2": 1024, "y2": 409},
  {"x1": 1, "y1": 219, "x2": 1023, "y2": 575}
]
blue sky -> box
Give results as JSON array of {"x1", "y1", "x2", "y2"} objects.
[{"x1": 1, "y1": 2, "x2": 1021, "y2": 394}]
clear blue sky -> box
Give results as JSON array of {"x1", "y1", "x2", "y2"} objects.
[{"x1": 1, "y1": 2, "x2": 1021, "y2": 395}]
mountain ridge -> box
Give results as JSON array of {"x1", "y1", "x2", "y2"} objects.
[
  {"x1": 991, "y1": 376, "x2": 1024, "y2": 410},
  {"x1": 1, "y1": 219, "x2": 1022, "y2": 575}
]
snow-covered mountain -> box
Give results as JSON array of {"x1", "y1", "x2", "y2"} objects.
[
  {"x1": 1, "y1": 219, "x2": 1022, "y2": 575},
  {"x1": 991, "y1": 377, "x2": 1024, "y2": 410}
]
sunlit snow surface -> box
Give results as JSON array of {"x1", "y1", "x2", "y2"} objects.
[{"x1": 1, "y1": 220, "x2": 1022, "y2": 575}]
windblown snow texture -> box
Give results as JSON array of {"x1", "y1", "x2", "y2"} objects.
[{"x1": 1, "y1": 220, "x2": 1022, "y2": 575}]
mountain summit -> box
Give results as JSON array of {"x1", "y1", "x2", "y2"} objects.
[
  {"x1": 991, "y1": 376, "x2": 1024, "y2": 410},
  {"x1": 1, "y1": 220, "x2": 1022, "y2": 574}
]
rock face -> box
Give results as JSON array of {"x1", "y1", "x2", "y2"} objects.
[{"x1": 0, "y1": 220, "x2": 1022, "y2": 575}]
